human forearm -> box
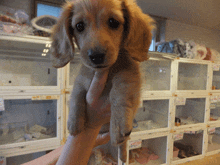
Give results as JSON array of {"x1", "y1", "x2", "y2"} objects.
[{"x1": 56, "y1": 126, "x2": 101, "y2": 165}]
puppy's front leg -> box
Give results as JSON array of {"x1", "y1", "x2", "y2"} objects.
[
  {"x1": 68, "y1": 82, "x2": 87, "y2": 136},
  {"x1": 110, "y1": 72, "x2": 140, "y2": 162}
]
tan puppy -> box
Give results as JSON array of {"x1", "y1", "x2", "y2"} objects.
[{"x1": 51, "y1": 0, "x2": 154, "y2": 162}]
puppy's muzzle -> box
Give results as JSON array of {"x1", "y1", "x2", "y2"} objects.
[{"x1": 88, "y1": 49, "x2": 105, "y2": 65}]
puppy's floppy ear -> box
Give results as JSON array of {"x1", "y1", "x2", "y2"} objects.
[
  {"x1": 51, "y1": 2, "x2": 75, "y2": 68},
  {"x1": 122, "y1": 0, "x2": 155, "y2": 62}
]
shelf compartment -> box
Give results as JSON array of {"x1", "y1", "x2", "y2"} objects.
[
  {"x1": 6, "y1": 150, "x2": 48, "y2": 165},
  {"x1": 175, "y1": 98, "x2": 206, "y2": 127},
  {"x1": 128, "y1": 136, "x2": 167, "y2": 165},
  {"x1": 210, "y1": 104, "x2": 220, "y2": 122},
  {"x1": 0, "y1": 35, "x2": 60, "y2": 88},
  {"x1": 210, "y1": 95, "x2": 220, "y2": 122},
  {"x1": 212, "y1": 63, "x2": 220, "y2": 90},
  {"x1": 173, "y1": 130, "x2": 204, "y2": 162},
  {"x1": 207, "y1": 127, "x2": 220, "y2": 153},
  {"x1": 133, "y1": 99, "x2": 170, "y2": 133},
  {"x1": 177, "y1": 62, "x2": 208, "y2": 91},
  {"x1": 141, "y1": 57, "x2": 171, "y2": 91},
  {"x1": 0, "y1": 97, "x2": 59, "y2": 146},
  {"x1": 0, "y1": 55, "x2": 58, "y2": 87}
]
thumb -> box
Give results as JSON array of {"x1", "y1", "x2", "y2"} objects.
[
  {"x1": 95, "y1": 132, "x2": 110, "y2": 147},
  {"x1": 86, "y1": 70, "x2": 109, "y2": 105}
]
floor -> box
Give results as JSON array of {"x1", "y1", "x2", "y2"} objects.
[{"x1": 180, "y1": 153, "x2": 220, "y2": 165}]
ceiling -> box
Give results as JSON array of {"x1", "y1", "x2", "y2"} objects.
[{"x1": 137, "y1": 0, "x2": 220, "y2": 31}]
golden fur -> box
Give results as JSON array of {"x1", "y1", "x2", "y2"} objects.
[{"x1": 51, "y1": 0, "x2": 154, "y2": 163}]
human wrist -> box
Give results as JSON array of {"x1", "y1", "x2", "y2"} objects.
[{"x1": 86, "y1": 124, "x2": 102, "y2": 131}]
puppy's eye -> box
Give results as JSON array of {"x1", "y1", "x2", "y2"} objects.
[
  {"x1": 76, "y1": 22, "x2": 85, "y2": 32},
  {"x1": 108, "y1": 18, "x2": 120, "y2": 29}
]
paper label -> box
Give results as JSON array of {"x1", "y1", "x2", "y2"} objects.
[
  {"x1": 0, "y1": 98, "x2": 5, "y2": 111},
  {"x1": 174, "y1": 133, "x2": 184, "y2": 141},
  {"x1": 218, "y1": 96, "x2": 220, "y2": 102},
  {"x1": 214, "y1": 96, "x2": 218, "y2": 103},
  {"x1": 208, "y1": 127, "x2": 216, "y2": 134},
  {"x1": 210, "y1": 103, "x2": 216, "y2": 109},
  {"x1": 176, "y1": 97, "x2": 186, "y2": 105},
  {"x1": 139, "y1": 100, "x2": 143, "y2": 107},
  {"x1": 213, "y1": 64, "x2": 220, "y2": 71},
  {"x1": 210, "y1": 96, "x2": 215, "y2": 103},
  {"x1": 129, "y1": 139, "x2": 142, "y2": 149},
  {"x1": 32, "y1": 95, "x2": 59, "y2": 100},
  {"x1": 184, "y1": 130, "x2": 203, "y2": 134},
  {"x1": 184, "y1": 130, "x2": 196, "y2": 134},
  {"x1": 0, "y1": 156, "x2": 6, "y2": 165}
]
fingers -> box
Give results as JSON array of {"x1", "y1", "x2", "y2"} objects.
[
  {"x1": 95, "y1": 132, "x2": 110, "y2": 147},
  {"x1": 86, "y1": 70, "x2": 109, "y2": 105}
]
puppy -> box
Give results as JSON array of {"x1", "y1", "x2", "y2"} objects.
[{"x1": 51, "y1": 0, "x2": 154, "y2": 162}]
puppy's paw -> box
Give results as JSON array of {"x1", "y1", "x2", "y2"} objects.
[{"x1": 67, "y1": 118, "x2": 85, "y2": 136}]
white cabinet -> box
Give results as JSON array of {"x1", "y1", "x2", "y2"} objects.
[
  {"x1": 0, "y1": 35, "x2": 65, "y2": 158},
  {"x1": 174, "y1": 97, "x2": 207, "y2": 127},
  {"x1": 171, "y1": 59, "x2": 212, "y2": 95},
  {"x1": 132, "y1": 98, "x2": 173, "y2": 134},
  {"x1": 0, "y1": 95, "x2": 64, "y2": 157},
  {"x1": 141, "y1": 59, "x2": 172, "y2": 91},
  {"x1": 6, "y1": 150, "x2": 48, "y2": 165},
  {"x1": 177, "y1": 63, "x2": 208, "y2": 90},
  {"x1": 0, "y1": 35, "x2": 64, "y2": 94},
  {"x1": 120, "y1": 52, "x2": 220, "y2": 165},
  {"x1": 207, "y1": 126, "x2": 220, "y2": 153},
  {"x1": 128, "y1": 135, "x2": 168, "y2": 165},
  {"x1": 1, "y1": 35, "x2": 220, "y2": 164},
  {"x1": 171, "y1": 128, "x2": 205, "y2": 165}
]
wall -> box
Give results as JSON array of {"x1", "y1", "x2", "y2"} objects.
[{"x1": 165, "y1": 20, "x2": 220, "y2": 52}]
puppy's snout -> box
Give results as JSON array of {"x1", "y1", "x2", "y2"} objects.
[{"x1": 88, "y1": 49, "x2": 105, "y2": 65}]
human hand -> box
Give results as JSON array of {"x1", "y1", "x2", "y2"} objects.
[
  {"x1": 95, "y1": 132, "x2": 110, "y2": 147},
  {"x1": 85, "y1": 70, "x2": 111, "y2": 129}
]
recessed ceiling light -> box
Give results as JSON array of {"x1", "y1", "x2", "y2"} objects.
[{"x1": 43, "y1": 49, "x2": 49, "y2": 53}]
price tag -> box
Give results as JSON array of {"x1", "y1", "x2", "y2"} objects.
[
  {"x1": 213, "y1": 64, "x2": 220, "y2": 71},
  {"x1": 32, "y1": 95, "x2": 59, "y2": 100},
  {"x1": 0, "y1": 98, "x2": 5, "y2": 111},
  {"x1": 174, "y1": 133, "x2": 184, "y2": 141},
  {"x1": 176, "y1": 97, "x2": 186, "y2": 105},
  {"x1": 184, "y1": 130, "x2": 196, "y2": 134},
  {"x1": 208, "y1": 127, "x2": 216, "y2": 134},
  {"x1": 129, "y1": 139, "x2": 142, "y2": 149},
  {"x1": 210, "y1": 103, "x2": 216, "y2": 109},
  {"x1": 0, "y1": 156, "x2": 6, "y2": 165},
  {"x1": 218, "y1": 96, "x2": 220, "y2": 102},
  {"x1": 213, "y1": 96, "x2": 218, "y2": 103},
  {"x1": 210, "y1": 96, "x2": 215, "y2": 103},
  {"x1": 139, "y1": 100, "x2": 143, "y2": 107}
]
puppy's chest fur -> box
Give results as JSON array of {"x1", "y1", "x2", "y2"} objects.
[
  {"x1": 73, "y1": 52, "x2": 141, "y2": 137},
  {"x1": 76, "y1": 53, "x2": 141, "y2": 99}
]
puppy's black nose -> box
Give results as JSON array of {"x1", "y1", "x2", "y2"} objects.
[{"x1": 88, "y1": 49, "x2": 105, "y2": 65}]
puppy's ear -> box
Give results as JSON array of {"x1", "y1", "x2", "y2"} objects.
[
  {"x1": 51, "y1": 2, "x2": 74, "y2": 68},
  {"x1": 122, "y1": 0, "x2": 155, "y2": 62}
]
